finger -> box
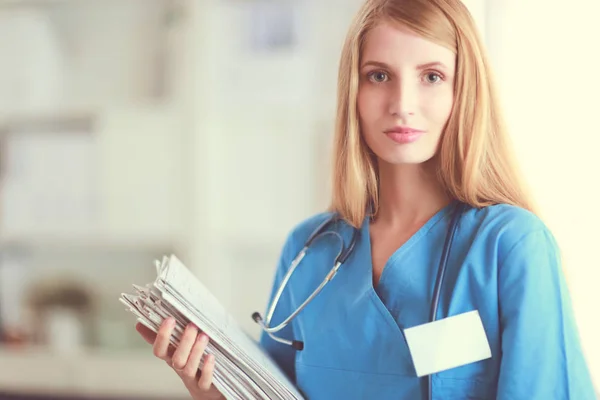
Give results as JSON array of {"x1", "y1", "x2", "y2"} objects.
[
  {"x1": 181, "y1": 333, "x2": 209, "y2": 380},
  {"x1": 153, "y1": 317, "x2": 176, "y2": 360},
  {"x1": 171, "y1": 323, "x2": 199, "y2": 370},
  {"x1": 135, "y1": 322, "x2": 157, "y2": 345},
  {"x1": 165, "y1": 344, "x2": 177, "y2": 360},
  {"x1": 197, "y1": 353, "x2": 216, "y2": 392},
  {"x1": 137, "y1": 322, "x2": 176, "y2": 357}
]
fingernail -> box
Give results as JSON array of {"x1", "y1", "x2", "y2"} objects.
[{"x1": 199, "y1": 334, "x2": 209, "y2": 344}]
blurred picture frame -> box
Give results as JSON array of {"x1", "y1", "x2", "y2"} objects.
[
  {"x1": 0, "y1": 112, "x2": 98, "y2": 238},
  {"x1": 241, "y1": 0, "x2": 298, "y2": 52}
]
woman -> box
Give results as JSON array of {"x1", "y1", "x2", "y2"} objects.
[{"x1": 136, "y1": 0, "x2": 597, "y2": 398}]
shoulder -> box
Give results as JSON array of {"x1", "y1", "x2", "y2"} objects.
[
  {"x1": 466, "y1": 203, "x2": 547, "y2": 235},
  {"x1": 465, "y1": 203, "x2": 559, "y2": 267}
]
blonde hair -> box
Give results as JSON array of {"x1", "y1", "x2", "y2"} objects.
[{"x1": 329, "y1": 0, "x2": 536, "y2": 227}]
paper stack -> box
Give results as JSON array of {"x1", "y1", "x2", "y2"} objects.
[{"x1": 119, "y1": 254, "x2": 304, "y2": 400}]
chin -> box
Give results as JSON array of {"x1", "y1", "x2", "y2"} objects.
[{"x1": 376, "y1": 150, "x2": 437, "y2": 166}]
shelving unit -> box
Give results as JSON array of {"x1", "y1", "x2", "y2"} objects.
[
  {"x1": 0, "y1": 1, "x2": 193, "y2": 397},
  {"x1": 0, "y1": 107, "x2": 185, "y2": 244}
]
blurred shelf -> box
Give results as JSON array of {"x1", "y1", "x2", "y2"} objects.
[
  {"x1": 0, "y1": 108, "x2": 96, "y2": 133},
  {"x1": 0, "y1": 345, "x2": 189, "y2": 398},
  {"x1": 0, "y1": 232, "x2": 179, "y2": 252},
  {"x1": 0, "y1": 0, "x2": 66, "y2": 6}
]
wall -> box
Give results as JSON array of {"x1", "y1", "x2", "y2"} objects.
[{"x1": 485, "y1": 0, "x2": 600, "y2": 387}]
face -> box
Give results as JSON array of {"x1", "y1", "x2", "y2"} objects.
[{"x1": 358, "y1": 21, "x2": 456, "y2": 166}]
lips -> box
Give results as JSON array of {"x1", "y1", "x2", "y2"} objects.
[
  {"x1": 384, "y1": 127, "x2": 424, "y2": 135},
  {"x1": 384, "y1": 127, "x2": 425, "y2": 144}
]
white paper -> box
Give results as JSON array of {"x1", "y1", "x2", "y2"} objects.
[
  {"x1": 120, "y1": 254, "x2": 304, "y2": 400},
  {"x1": 403, "y1": 310, "x2": 492, "y2": 377}
]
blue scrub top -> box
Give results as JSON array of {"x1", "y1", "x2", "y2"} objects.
[{"x1": 259, "y1": 203, "x2": 597, "y2": 399}]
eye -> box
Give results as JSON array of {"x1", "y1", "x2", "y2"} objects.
[
  {"x1": 367, "y1": 71, "x2": 389, "y2": 83},
  {"x1": 423, "y1": 71, "x2": 444, "y2": 84}
]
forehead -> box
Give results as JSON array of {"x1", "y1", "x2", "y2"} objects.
[{"x1": 361, "y1": 22, "x2": 456, "y2": 69}]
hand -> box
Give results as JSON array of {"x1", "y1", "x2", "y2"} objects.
[{"x1": 136, "y1": 317, "x2": 225, "y2": 400}]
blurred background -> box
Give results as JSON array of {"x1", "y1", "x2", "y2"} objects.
[{"x1": 0, "y1": 0, "x2": 597, "y2": 399}]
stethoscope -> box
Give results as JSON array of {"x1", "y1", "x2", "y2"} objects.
[{"x1": 253, "y1": 202, "x2": 466, "y2": 400}]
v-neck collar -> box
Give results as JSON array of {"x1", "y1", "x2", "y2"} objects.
[{"x1": 357, "y1": 201, "x2": 457, "y2": 293}]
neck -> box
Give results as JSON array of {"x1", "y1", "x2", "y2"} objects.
[{"x1": 374, "y1": 160, "x2": 451, "y2": 229}]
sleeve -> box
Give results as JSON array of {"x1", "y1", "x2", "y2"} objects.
[
  {"x1": 258, "y1": 232, "x2": 298, "y2": 384},
  {"x1": 496, "y1": 228, "x2": 597, "y2": 399}
]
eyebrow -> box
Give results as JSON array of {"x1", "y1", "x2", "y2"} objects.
[{"x1": 361, "y1": 60, "x2": 450, "y2": 71}]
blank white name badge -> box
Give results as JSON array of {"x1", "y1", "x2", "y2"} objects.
[{"x1": 403, "y1": 310, "x2": 492, "y2": 377}]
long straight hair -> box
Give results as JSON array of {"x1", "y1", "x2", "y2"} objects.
[{"x1": 329, "y1": 0, "x2": 536, "y2": 227}]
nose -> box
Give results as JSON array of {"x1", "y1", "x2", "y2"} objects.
[{"x1": 388, "y1": 79, "x2": 416, "y2": 118}]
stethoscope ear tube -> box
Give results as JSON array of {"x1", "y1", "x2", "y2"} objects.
[
  {"x1": 426, "y1": 202, "x2": 465, "y2": 400},
  {"x1": 429, "y1": 202, "x2": 464, "y2": 322}
]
